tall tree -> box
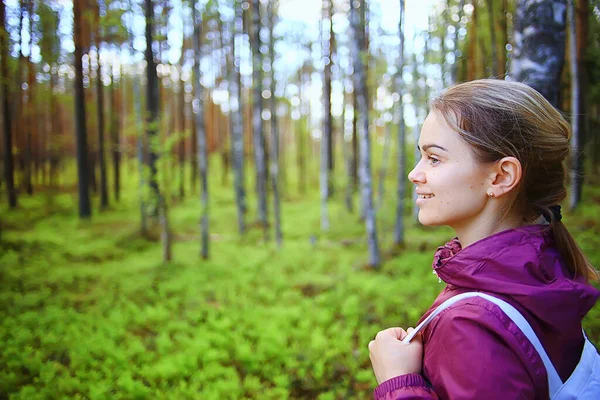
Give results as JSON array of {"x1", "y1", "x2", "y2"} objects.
[
  {"x1": 268, "y1": 0, "x2": 282, "y2": 246},
  {"x1": 511, "y1": 0, "x2": 567, "y2": 108},
  {"x1": 350, "y1": 0, "x2": 380, "y2": 267},
  {"x1": 95, "y1": 1, "x2": 109, "y2": 209},
  {"x1": 251, "y1": 0, "x2": 268, "y2": 238},
  {"x1": 394, "y1": 0, "x2": 407, "y2": 247},
  {"x1": 568, "y1": 0, "x2": 588, "y2": 209},
  {"x1": 193, "y1": 0, "x2": 209, "y2": 259},
  {"x1": 320, "y1": 0, "x2": 332, "y2": 230},
  {"x1": 73, "y1": 0, "x2": 92, "y2": 218},
  {"x1": 146, "y1": 0, "x2": 171, "y2": 260},
  {"x1": 0, "y1": 0, "x2": 16, "y2": 208},
  {"x1": 229, "y1": 0, "x2": 246, "y2": 234},
  {"x1": 486, "y1": 0, "x2": 499, "y2": 76}
]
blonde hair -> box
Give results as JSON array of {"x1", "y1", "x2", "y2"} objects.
[{"x1": 431, "y1": 79, "x2": 599, "y2": 282}]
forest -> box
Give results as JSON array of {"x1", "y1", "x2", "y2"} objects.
[{"x1": 1, "y1": 0, "x2": 600, "y2": 398}]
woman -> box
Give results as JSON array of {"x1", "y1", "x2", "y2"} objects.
[{"x1": 368, "y1": 79, "x2": 600, "y2": 399}]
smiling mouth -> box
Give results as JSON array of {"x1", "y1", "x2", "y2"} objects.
[{"x1": 418, "y1": 194, "x2": 435, "y2": 199}]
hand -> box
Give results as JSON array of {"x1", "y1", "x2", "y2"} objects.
[{"x1": 368, "y1": 327, "x2": 423, "y2": 384}]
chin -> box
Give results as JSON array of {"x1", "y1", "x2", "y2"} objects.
[{"x1": 418, "y1": 212, "x2": 447, "y2": 227}]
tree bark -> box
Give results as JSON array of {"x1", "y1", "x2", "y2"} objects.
[
  {"x1": 0, "y1": 1, "x2": 16, "y2": 208},
  {"x1": 73, "y1": 0, "x2": 92, "y2": 218},
  {"x1": 268, "y1": 0, "x2": 282, "y2": 245},
  {"x1": 568, "y1": 0, "x2": 587, "y2": 210},
  {"x1": 110, "y1": 66, "x2": 121, "y2": 202},
  {"x1": 350, "y1": 0, "x2": 381, "y2": 268},
  {"x1": 486, "y1": 0, "x2": 499, "y2": 76},
  {"x1": 394, "y1": 0, "x2": 407, "y2": 247},
  {"x1": 229, "y1": 2, "x2": 246, "y2": 234},
  {"x1": 511, "y1": 0, "x2": 567, "y2": 109},
  {"x1": 193, "y1": 0, "x2": 209, "y2": 259},
  {"x1": 96, "y1": 6, "x2": 108, "y2": 209},
  {"x1": 251, "y1": 0, "x2": 269, "y2": 237},
  {"x1": 321, "y1": 0, "x2": 332, "y2": 230}
]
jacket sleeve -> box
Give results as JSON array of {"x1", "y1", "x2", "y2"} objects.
[
  {"x1": 373, "y1": 300, "x2": 544, "y2": 400},
  {"x1": 373, "y1": 373, "x2": 439, "y2": 400}
]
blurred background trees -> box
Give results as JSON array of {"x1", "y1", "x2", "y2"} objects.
[{"x1": 0, "y1": 0, "x2": 598, "y2": 262}]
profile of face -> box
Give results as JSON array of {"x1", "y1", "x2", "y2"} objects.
[{"x1": 408, "y1": 112, "x2": 491, "y2": 232}]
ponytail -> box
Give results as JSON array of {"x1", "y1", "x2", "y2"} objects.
[{"x1": 548, "y1": 216, "x2": 600, "y2": 282}]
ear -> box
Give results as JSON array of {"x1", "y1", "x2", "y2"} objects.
[{"x1": 486, "y1": 157, "x2": 522, "y2": 198}]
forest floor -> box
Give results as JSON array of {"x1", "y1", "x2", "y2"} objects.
[{"x1": 1, "y1": 165, "x2": 600, "y2": 399}]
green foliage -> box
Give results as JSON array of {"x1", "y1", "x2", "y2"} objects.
[{"x1": 1, "y1": 157, "x2": 599, "y2": 399}]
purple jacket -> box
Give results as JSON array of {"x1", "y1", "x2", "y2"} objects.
[{"x1": 374, "y1": 225, "x2": 599, "y2": 399}]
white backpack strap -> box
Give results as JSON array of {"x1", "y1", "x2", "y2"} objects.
[{"x1": 402, "y1": 292, "x2": 563, "y2": 398}]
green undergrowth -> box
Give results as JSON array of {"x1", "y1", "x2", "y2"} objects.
[{"x1": 1, "y1": 165, "x2": 599, "y2": 399}]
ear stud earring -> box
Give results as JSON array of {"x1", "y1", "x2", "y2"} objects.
[{"x1": 487, "y1": 192, "x2": 495, "y2": 198}]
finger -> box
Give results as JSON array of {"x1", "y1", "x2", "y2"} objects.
[
  {"x1": 368, "y1": 340, "x2": 375, "y2": 352},
  {"x1": 375, "y1": 327, "x2": 406, "y2": 341},
  {"x1": 406, "y1": 327, "x2": 423, "y2": 343}
]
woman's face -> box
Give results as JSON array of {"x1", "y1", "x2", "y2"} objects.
[{"x1": 408, "y1": 112, "x2": 492, "y2": 232}]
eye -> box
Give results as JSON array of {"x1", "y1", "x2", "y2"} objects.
[{"x1": 428, "y1": 155, "x2": 440, "y2": 165}]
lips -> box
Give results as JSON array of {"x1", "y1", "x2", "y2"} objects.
[{"x1": 417, "y1": 194, "x2": 435, "y2": 199}]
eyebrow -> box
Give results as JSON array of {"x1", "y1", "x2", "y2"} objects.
[{"x1": 418, "y1": 144, "x2": 448, "y2": 152}]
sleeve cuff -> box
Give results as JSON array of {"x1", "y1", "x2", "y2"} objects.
[{"x1": 373, "y1": 373, "x2": 429, "y2": 399}]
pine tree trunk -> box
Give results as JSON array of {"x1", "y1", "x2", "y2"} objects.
[
  {"x1": 110, "y1": 67, "x2": 121, "y2": 202},
  {"x1": 486, "y1": 0, "x2": 499, "y2": 77},
  {"x1": 145, "y1": 0, "x2": 160, "y2": 213},
  {"x1": 511, "y1": 0, "x2": 566, "y2": 108},
  {"x1": 321, "y1": 0, "x2": 331, "y2": 230},
  {"x1": 568, "y1": 0, "x2": 587, "y2": 210},
  {"x1": 193, "y1": 0, "x2": 209, "y2": 259},
  {"x1": 251, "y1": 0, "x2": 269, "y2": 237},
  {"x1": 73, "y1": 0, "x2": 92, "y2": 218},
  {"x1": 96, "y1": 27, "x2": 109, "y2": 209},
  {"x1": 179, "y1": 69, "x2": 185, "y2": 200},
  {"x1": 394, "y1": 0, "x2": 407, "y2": 247},
  {"x1": 351, "y1": 0, "x2": 380, "y2": 268},
  {"x1": 230, "y1": 1, "x2": 246, "y2": 234},
  {"x1": 499, "y1": 0, "x2": 508, "y2": 77},
  {"x1": 0, "y1": 1, "x2": 16, "y2": 208},
  {"x1": 269, "y1": 0, "x2": 282, "y2": 246}
]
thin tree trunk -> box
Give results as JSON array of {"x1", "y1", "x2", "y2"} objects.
[
  {"x1": 146, "y1": 0, "x2": 171, "y2": 261},
  {"x1": 486, "y1": 0, "x2": 499, "y2": 76},
  {"x1": 96, "y1": 16, "x2": 109, "y2": 209},
  {"x1": 178, "y1": 69, "x2": 185, "y2": 199},
  {"x1": 229, "y1": 2, "x2": 246, "y2": 233},
  {"x1": 394, "y1": 0, "x2": 407, "y2": 246},
  {"x1": 351, "y1": 0, "x2": 380, "y2": 268},
  {"x1": 321, "y1": 0, "x2": 331, "y2": 230},
  {"x1": 511, "y1": 0, "x2": 567, "y2": 109},
  {"x1": 110, "y1": 65, "x2": 121, "y2": 202},
  {"x1": 0, "y1": 1, "x2": 16, "y2": 208},
  {"x1": 193, "y1": 0, "x2": 209, "y2": 259},
  {"x1": 145, "y1": 0, "x2": 160, "y2": 211},
  {"x1": 499, "y1": 0, "x2": 508, "y2": 77},
  {"x1": 568, "y1": 0, "x2": 586, "y2": 210},
  {"x1": 73, "y1": 0, "x2": 92, "y2": 218},
  {"x1": 251, "y1": 0, "x2": 268, "y2": 237},
  {"x1": 268, "y1": 0, "x2": 282, "y2": 245}
]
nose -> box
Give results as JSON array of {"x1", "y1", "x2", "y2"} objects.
[{"x1": 408, "y1": 161, "x2": 426, "y2": 184}]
